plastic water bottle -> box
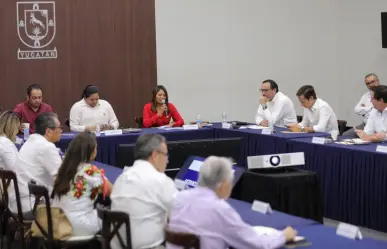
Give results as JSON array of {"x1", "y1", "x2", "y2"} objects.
[
  {"x1": 222, "y1": 112, "x2": 227, "y2": 124},
  {"x1": 23, "y1": 127, "x2": 30, "y2": 141},
  {"x1": 95, "y1": 123, "x2": 101, "y2": 136},
  {"x1": 196, "y1": 114, "x2": 201, "y2": 128}
]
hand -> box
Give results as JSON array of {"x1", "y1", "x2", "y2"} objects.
[
  {"x1": 282, "y1": 226, "x2": 297, "y2": 242},
  {"x1": 157, "y1": 105, "x2": 168, "y2": 117},
  {"x1": 375, "y1": 132, "x2": 387, "y2": 141},
  {"x1": 19, "y1": 124, "x2": 26, "y2": 133},
  {"x1": 167, "y1": 123, "x2": 174, "y2": 127},
  {"x1": 259, "y1": 96, "x2": 268, "y2": 105},
  {"x1": 287, "y1": 124, "x2": 302, "y2": 132},
  {"x1": 356, "y1": 129, "x2": 366, "y2": 140},
  {"x1": 101, "y1": 124, "x2": 113, "y2": 131},
  {"x1": 85, "y1": 125, "x2": 96, "y2": 132},
  {"x1": 259, "y1": 120, "x2": 268, "y2": 127}
]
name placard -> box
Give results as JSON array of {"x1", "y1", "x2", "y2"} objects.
[
  {"x1": 336, "y1": 222, "x2": 362, "y2": 240},
  {"x1": 222, "y1": 123, "x2": 232, "y2": 129},
  {"x1": 174, "y1": 179, "x2": 188, "y2": 191},
  {"x1": 104, "y1": 129, "x2": 123, "y2": 136},
  {"x1": 376, "y1": 145, "x2": 387, "y2": 153},
  {"x1": 183, "y1": 124, "x2": 199, "y2": 130},
  {"x1": 312, "y1": 137, "x2": 326, "y2": 145},
  {"x1": 252, "y1": 200, "x2": 272, "y2": 214},
  {"x1": 261, "y1": 128, "x2": 272, "y2": 135}
]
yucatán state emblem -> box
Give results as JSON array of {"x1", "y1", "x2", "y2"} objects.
[{"x1": 16, "y1": 1, "x2": 57, "y2": 60}]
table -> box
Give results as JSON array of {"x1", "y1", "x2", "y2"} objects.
[
  {"x1": 213, "y1": 125, "x2": 328, "y2": 166},
  {"x1": 288, "y1": 137, "x2": 387, "y2": 232},
  {"x1": 58, "y1": 128, "x2": 214, "y2": 165}
]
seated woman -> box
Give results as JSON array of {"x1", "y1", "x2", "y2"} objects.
[
  {"x1": 69, "y1": 85, "x2": 119, "y2": 132},
  {"x1": 143, "y1": 85, "x2": 184, "y2": 128},
  {"x1": 51, "y1": 132, "x2": 113, "y2": 236},
  {"x1": 0, "y1": 111, "x2": 20, "y2": 171}
]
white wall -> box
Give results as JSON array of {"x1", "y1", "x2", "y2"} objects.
[{"x1": 156, "y1": 0, "x2": 387, "y2": 125}]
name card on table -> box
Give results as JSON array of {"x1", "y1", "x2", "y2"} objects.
[
  {"x1": 376, "y1": 145, "x2": 387, "y2": 153},
  {"x1": 222, "y1": 123, "x2": 232, "y2": 129},
  {"x1": 104, "y1": 129, "x2": 123, "y2": 136},
  {"x1": 174, "y1": 179, "x2": 188, "y2": 191},
  {"x1": 251, "y1": 200, "x2": 272, "y2": 214},
  {"x1": 336, "y1": 222, "x2": 363, "y2": 240},
  {"x1": 183, "y1": 124, "x2": 199, "y2": 130},
  {"x1": 312, "y1": 137, "x2": 326, "y2": 145},
  {"x1": 261, "y1": 128, "x2": 273, "y2": 135}
]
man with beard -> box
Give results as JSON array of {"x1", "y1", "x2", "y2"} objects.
[
  {"x1": 343, "y1": 73, "x2": 380, "y2": 137},
  {"x1": 13, "y1": 84, "x2": 53, "y2": 134}
]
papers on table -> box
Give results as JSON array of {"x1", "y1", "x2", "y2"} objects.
[
  {"x1": 253, "y1": 226, "x2": 305, "y2": 242},
  {"x1": 336, "y1": 139, "x2": 371, "y2": 145},
  {"x1": 240, "y1": 125, "x2": 269, "y2": 130},
  {"x1": 158, "y1": 126, "x2": 184, "y2": 130}
]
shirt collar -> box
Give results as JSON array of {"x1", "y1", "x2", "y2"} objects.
[
  {"x1": 131, "y1": 159, "x2": 158, "y2": 172},
  {"x1": 25, "y1": 101, "x2": 41, "y2": 113},
  {"x1": 310, "y1": 98, "x2": 320, "y2": 111},
  {"x1": 270, "y1": 92, "x2": 280, "y2": 103},
  {"x1": 195, "y1": 186, "x2": 220, "y2": 200}
]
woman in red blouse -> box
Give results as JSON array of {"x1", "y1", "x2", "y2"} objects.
[{"x1": 143, "y1": 85, "x2": 184, "y2": 128}]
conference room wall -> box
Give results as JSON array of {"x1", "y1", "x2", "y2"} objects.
[
  {"x1": 0, "y1": 0, "x2": 157, "y2": 128},
  {"x1": 156, "y1": 0, "x2": 387, "y2": 126}
]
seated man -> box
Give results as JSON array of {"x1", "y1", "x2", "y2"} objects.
[
  {"x1": 344, "y1": 73, "x2": 379, "y2": 137},
  {"x1": 288, "y1": 85, "x2": 338, "y2": 133},
  {"x1": 8, "y1": 112, "x2": 62, "y2": 215},
  {"x1": 357, "y1": 85, "x2": 387, "y2": 142},
  {"x1": 255, "y1": 79, "x2": 297, "y2": 127},
  {"x1": 167, "y1": 156, "x2": 297, "y2": 249},
  {"x1": 111, "y1": 134, "x2": 177, "y2": 249},
  {"x1": 69, "y1": 85, "x2": 119, "y2": 132},
  {"x1": 13, "y1": 84, "x2": 53, "y2": 134}
]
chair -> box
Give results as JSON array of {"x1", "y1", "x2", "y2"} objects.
[
  {"x1": 337, "y1": 120, "x2": 347, "y2": 136},
  {"x1": 165, "y1": 228, "x2": 200, "y2": 249},
  {"x1": 0, "y1": 169, "x2": 31, "y2": 249},
  {"x1": 134, "y1": 116, "x2": 143, "y2": 128},
  {"x1": 296, "y1": 115, "x2": 303, "y2": 123},
  {"x1": 64, "y1": 119, "x2": 70, "y2": 128},
  {"x1": 28, "y1": 181, "x2": 96, "y2": 249},
  {"x1": 97, "y1": 208, "x2": 132, "y2": 249}
]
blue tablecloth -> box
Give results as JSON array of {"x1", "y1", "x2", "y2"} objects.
[
  {"x1": 226, "y1": 198, "x2": 317, "y2": 229},
  {"x1": 214, "y1": 126, "x2": 328, "y2": 166},
  {"x1": 294, "y1": 225, "x2": 387, "y2": 249},
  {"x1": 288, "y1": 137, "x2": 387, "y2": 232},
  {"x1": 58, "y1": 128, "x2": 215, "y2": 165}
]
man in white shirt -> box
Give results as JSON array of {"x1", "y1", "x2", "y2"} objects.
[
  {"x1": 357, "y1": 85, "x2": 387, "y2": 142},
  {"x1": 69, "y1": 85, "x2": 119, "y2": 132},
  {"x1": 288, "y1": 85, "x2": 338, "y2": 133},
  {"x1": 111, "y1": 134, "x2": 178, "y2": 249},
  {"x1": 255, "y1": 79, "x2": 297, "y2": 127},
  {"x1": 343, "y1": 73, "x2": 380, "y2": 137},
  {"x1": 9, "y1": 112, "x2": 62, "y2": 214}
]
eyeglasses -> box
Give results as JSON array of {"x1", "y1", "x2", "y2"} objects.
[
  {"x1": 366, "y1": 80, "x2": 377, "y2": 86},
  {"x1": 50, "y1": 125, "x2": 62, "y2": 131},
  {"x1": 156, "y1": 150, "x2": 169, "y2": 157},
  {"x1": 260, "y1": 89, "x2": 271, "y2": 93}
]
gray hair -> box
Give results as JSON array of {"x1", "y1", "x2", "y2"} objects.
[
  {"x1": 365, "y1": 73, "x2": 379, "y2": 80},
  {"x1": 34, "y1": 112, "x2": 58, "y2": 136},
  {"x1": 197, "y1": 156, "x2": 234, "y2": 190},
  {"x1": 134, "y1": 134, "x2": 166, "y2": 160}
]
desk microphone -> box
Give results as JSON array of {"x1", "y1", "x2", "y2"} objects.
[{"x1": 162, "y1": 100, "x2": 168, "y2": 116}]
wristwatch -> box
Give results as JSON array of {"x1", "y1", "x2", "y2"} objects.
[
  {"x1": 262, "y1": 104, "x2": 268, "y2": 110},
  {"x1": 300, "y1": 126, "x2": 305, "y2": 132}
]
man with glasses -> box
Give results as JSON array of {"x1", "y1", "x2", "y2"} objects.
[
  {"x1": 13, "y1": 84, "x2": 53, "y2": 134},
  {"x1": 343, "y1": 73, "x2": 380, "y2": 137},
  {"x1": 255, "y1": 79, "x2": 297, "y2": 127},
  {"x1": 111, "y1": 134, "x2": 177, "y2": 249},
  {"x1": 8, "y1": 112, "x2": 62, "y2": 214}
]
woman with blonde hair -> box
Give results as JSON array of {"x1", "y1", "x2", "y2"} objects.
[{"x1": 0, "y1": 111, "x2": 21, "y2": 170}]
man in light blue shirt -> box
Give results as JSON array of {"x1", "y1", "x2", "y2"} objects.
[{"x1": 167, "y1": 156, "x2": 297, "y2": 249}]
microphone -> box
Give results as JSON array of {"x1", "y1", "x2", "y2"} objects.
[{"x1": 162, "y1": 100, "x2": 168, "y2": 116}]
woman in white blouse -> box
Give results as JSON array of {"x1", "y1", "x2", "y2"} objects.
[
  {"x1": 51, "y1": 132, "x2": 113, "y2": 236},
  {"x1": 0, "y1": 111, "x2": 20, "y2": 170}
]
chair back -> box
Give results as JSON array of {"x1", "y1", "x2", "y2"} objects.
[
  {"x1": 97, "y1": 208, "x2": 132, "y2": 249},
  {"x1": 134, "y1": 116, "x2": 143, "y2": 128},
  {"x1": 28, "y1": 181, "x2": 55, "y2": 243},
  {"x1": 296, "y1": 115, "x2": 303, "y2": 123},
  {"x1": 64, "y1": 118, "x2": 70, "y2": 128},
  {"x1": 0, "y1": 168, "x2": 24, "y2": 223},
  {"x1": 337, "y1": 120, "x2": 347, "y2": 135},
  {"x1": 165, "y1": 228, "x2": 200, "y2": 249}
]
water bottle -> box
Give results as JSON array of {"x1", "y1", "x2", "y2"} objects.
[
  {"x1": 95, "y1": 123, "x2": 101, "y2": 136},
  {"x1": 222, "y1": 112, "x2": 227, "y2": 124},
  {"x1": 23, "y1": 127, "x2": 30, "y2": 141},
  {"x1": 196, "y1": 114, "x2": 201, "y2": 128}
]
